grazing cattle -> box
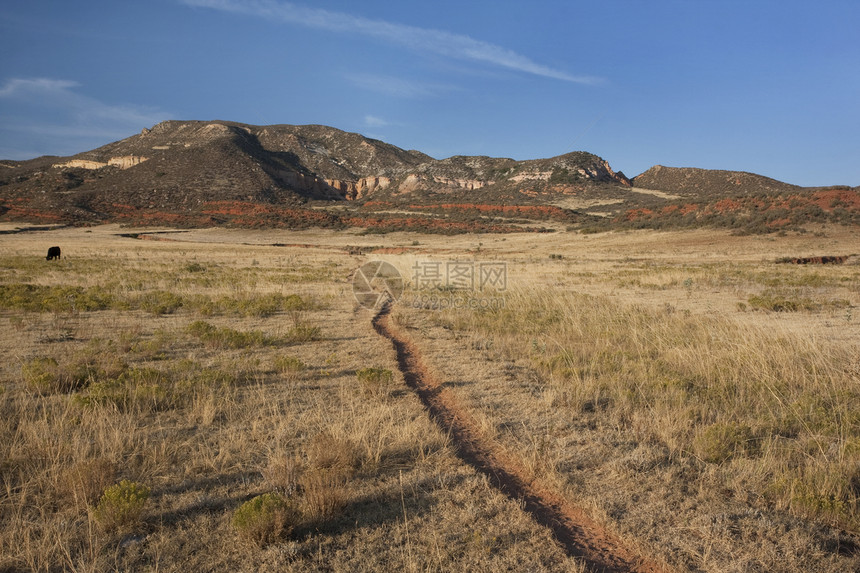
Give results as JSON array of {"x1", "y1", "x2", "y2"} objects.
[{"x1": 46, "y1": 246, "x2": 61, "y2": 260}]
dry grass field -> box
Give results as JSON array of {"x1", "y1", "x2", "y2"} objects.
[{"x1": 1, "y1": 222, "x2": 858, "y2": 572}]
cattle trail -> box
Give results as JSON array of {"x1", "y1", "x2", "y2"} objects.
[{"x1": 372, "y1": 303, "x2": 668, "y2": 573}]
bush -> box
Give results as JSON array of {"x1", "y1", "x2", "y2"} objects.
[
  {"x1": 262, "y1": 454, "x2": 303, "y2": 496},
  {"x1": 307, "y1": 432, "x2": 359, "y2": 476},
  {"x1": 274, "y1": 356, "x2": 306, "y2": 381},
  {"x1": 21, "y1": 357, "x2": 61, "y2": 394},
  {"x1": 693, "y1": 422, "x2": 757, "y2": 464},
  {"x1": 136, "y1": 290, "x2": 184, "y2": 315},
  {"x1": 356, "y1": 367, "x2": 394, "y2": 397},
  {"x1": 63, "y1": 458, "x2": 117, "y2": 510},
  {"x1": 286, "y1": 323, "x2": 322, "y2": 343},
  {"x1": 0, "y1": 284, "x2": 117, "y2": 313},
  {"x1": 186, "y1": 320, "x2": 280, "y2": 349},
  {"x1": 77, "y1": 367, "x2": 173, "y2": 412},
  {"x1": 232, "y1": 493, "x2": 299, "y2": 546},
  {"x1": 21, "y1": 346, "x2": 127, "y2": 394},
  {"x1": 207, "y1": 293, "x2": 316, "y2": 317},
  {"x1": 93, "y1": 480, "x2": 150, "y2": 533},
  {"x1": 748, "y1": 292, "x2": 850, "y2": 312},
  {"x1": 299, "y1": 468, "x2": 348, "y2": 520}
]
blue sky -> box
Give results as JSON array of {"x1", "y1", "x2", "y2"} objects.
[{"x1": 1, "y1": 0, "x2": 858, "y2": 186}]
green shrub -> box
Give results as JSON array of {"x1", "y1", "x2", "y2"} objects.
[
  {"x1": 232, "y1": 493, "x2": 299, "y2": 546},
  {"x1": 748, "y1": 291, "x2": 851, "y2": 313},
  {"x1": 205, "y1": 293, "x2": 316, "y2": 317},
  {"x1": 286, "y1": 323, "x2": 322, "y2": 343},
  {"x1": 68, "y1": 341, "x2": 128, "y2": 384},
  {"x1": 93, "y1": 480, "x2": 150, "y2": 533},
  {"x1": 21, "y1": 347, "x2": 126, "y2": 394},
  {"x1": 693, "y1": 422, "x2": 757, "y2": 464},
  {"x1": 186, "y1": 320, "x2": 280, "y2": 349},
  {"x1": 0, "y1": 284, "x2": 116, "y2": 312},
  {"x1": 21, "y1": 357, "x2": 61, "y2": 394},
  {"x1": 136, "y1": 290, "x2": 184, "y2": 315},
  {"x1": 356, "y1": 367, "x2": 394, "y2": 397},
  {"x1": 274, "y1": 356, "x2": 306, "y2": 381}
]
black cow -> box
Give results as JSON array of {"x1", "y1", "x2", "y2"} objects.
[{"x1": 46, "y1": 246, "x2": 61, "y2": 260}]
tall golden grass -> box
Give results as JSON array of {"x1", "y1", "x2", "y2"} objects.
[
  {"x1": 0, "y1": 233, "x2": 583, "y2": 572},
  {"x1": 427, "y1": 282, "x2": 860, "y2": 527}
]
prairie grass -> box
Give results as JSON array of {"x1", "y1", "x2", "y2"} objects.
[
  {"x1": 423, "y1": 283, "x2": 860, "y2": 532},
  {"x1": 273, "y1": 356, "x2": 307, "y2": 382},
  {"x1": 0, "y1": 231, "x2": 581, "y2": 572}
]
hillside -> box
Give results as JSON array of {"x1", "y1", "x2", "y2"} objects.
[
  {"x1": 632, "y1": 165, "x2": 802, "y2": 198},
  {"x1": 620, "y1": 165, "x2": 860, "y2": 234},
  {"x1": 1, "y1": 120, "x2": 858, "y2": 233}
]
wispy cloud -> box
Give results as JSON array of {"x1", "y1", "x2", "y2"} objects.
[
  {"x1": 363, "y1": 115, "x2": 391, "y2": 128},
  {"x1": 182, "y1": 0, "x2": 601, "y2": 84},
  {"x1": 345, "y1": 73, "x2": 461, "y2": 98},
  {"x1": 0, "y1": 77, "x2": 170, "y2": 159},
  {"x1": 0, "y1": 78, "x2": 81, "y2": 97}
]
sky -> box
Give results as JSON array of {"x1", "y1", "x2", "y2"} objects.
[{"x1": 1, "y1": 0, "x2": 858, "y2": 186}]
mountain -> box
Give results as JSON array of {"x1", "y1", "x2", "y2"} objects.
[{"x1": 1, "y1": 120, "x2": 857, "y2": 233}]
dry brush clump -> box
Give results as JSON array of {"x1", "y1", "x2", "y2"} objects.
[
  {"x1": 298, "y1": 432, "x2": 359, "y2": 521},
  {"x1": 248, "y1": 432, "x2": 359, "y2": 546}
]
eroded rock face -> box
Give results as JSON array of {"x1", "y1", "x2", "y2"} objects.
[
  {"x1": 108, "y1": 156, "x2": 148, "y2": 169},
  {"x1": 52, "y1": 159, "x2": 108, "y2": 170},
  {"x1": 597, "y1": 159, "x2": 631, "y2": 186},
  {"x1": 399, "y1": 174, "x2": 428, "y2": 194},
  {"x1": 53, "y1": 156, "x2": 148, "y2": 170},
  {"x1": 354, "y1": 176, "x2": 391, "y2": 200},
  {"x1": 431, "y1": 176, "x2": 489, "y2": 190}
]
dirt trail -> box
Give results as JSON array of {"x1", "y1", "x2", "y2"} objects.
[{"x1": 372, "y1": 303, "x2": 669, "y2": 573}]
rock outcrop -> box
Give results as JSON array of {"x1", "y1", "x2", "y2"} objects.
[{"x1": 53, "y1": 155, "x2": 148, "y2": 170}]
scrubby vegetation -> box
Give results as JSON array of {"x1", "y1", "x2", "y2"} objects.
[
  {"x1": 93, "y1": 480, "x2": 151, "y2": 533},
  {"x1": 232, "y1": 493, "x2": 299, "y2": 547}
]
